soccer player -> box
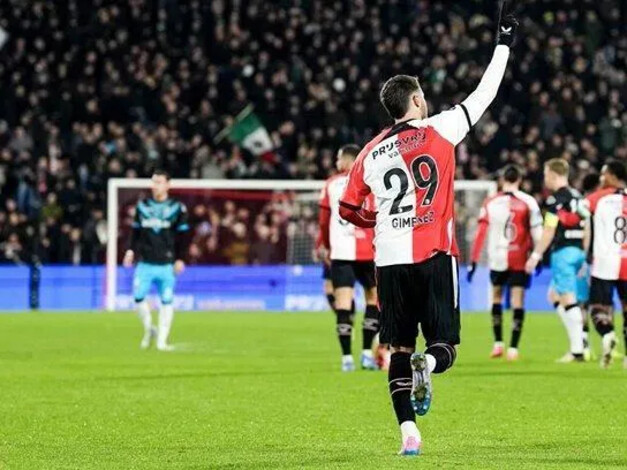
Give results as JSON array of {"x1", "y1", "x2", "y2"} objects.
[
  {"x1": 468, "y1": 165, "x2": 542, "y2": 361},
  {"x1": 318, "y1": 144, "x2": 380, "y2": 372},
  {"x1": 525, "y1": 159, "x2": 589, "y2": 363},
  {"x1": 584, "y1": 159, "x2": 627, "y2": 368},
  {"x1": 123, "y1": 170, "x2": 189, "y2": 351},
  {"x1": 338, "y1": 12, "x2": 518, "y2": 455}
]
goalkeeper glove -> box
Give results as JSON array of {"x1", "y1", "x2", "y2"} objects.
[
  {"x1": 467, "y1": 262, "x2": 477, "y2": 283},
  {"x1": 497, "y1": 14, "x2": 519, "y2": 47}
]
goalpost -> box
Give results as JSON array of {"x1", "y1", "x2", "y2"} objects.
[{"x1": 106, "y1": 178, "x2": 496, "y2": 311}]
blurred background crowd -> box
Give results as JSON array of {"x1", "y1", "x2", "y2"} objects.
[{"x1": 0, "y1": 0, "x2": 625, "y2": 265}]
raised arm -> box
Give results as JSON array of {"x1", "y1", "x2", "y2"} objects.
[
  {"x1": 460, "y1": 45, "x2": 511, "y2": 127},
  {"x1": 426, "y1": 13, "x2": 518, "y2": 146}
]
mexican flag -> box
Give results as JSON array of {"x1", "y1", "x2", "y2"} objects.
[{"x1": 218, "y1": 105, "x2": 274, "y2": 157}]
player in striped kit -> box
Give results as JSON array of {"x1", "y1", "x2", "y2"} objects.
[
  {"x1": 318, "y1": 144, "x2": 381, "y2": 372},
  {"x1": 338, "y1": 10, "x2": 518, "y2": 454},
  {"x1": 584, "y1": 159, "x2": 627, "y2": 368},
  {"x1": 468, "y1": 165, "x2": 542, "y2": 360}
]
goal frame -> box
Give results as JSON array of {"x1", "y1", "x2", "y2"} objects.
[{"x1": 106, "y1": 178, "x2": 496, "y2": 311}]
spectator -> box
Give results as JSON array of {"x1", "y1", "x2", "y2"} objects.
[
  {"x1": 222, "y1": 222, "x2": 250, "y2": 265},
  {"x1": 0, "y1": 1, "x2": 624, "y2": 264}
]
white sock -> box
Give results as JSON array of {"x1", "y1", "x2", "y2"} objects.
[
  {"x1": 137, "y1": 300, "x2": 152, "y2": 333},
  {"x1": 556, "y1": 305, "x2": 569, "y2": 347},
  {"x1": 563, "y1": 305, "x2": 584, "y2": 354},
  {"x1": 425, "y1": 354, "x2": 437, "y2": 374},
  {"x1": 400, "y1": 421, "x2": 420, "y2": 441},
  {"x1": 342, "y1": 354, "x2": 353, "y2": 362},
  {"x1": 157, "y1": 304, "x2": 174, "y2": 346},
  {"x1": 362, "y1": 349, "x2": 373, "y2": 357},
  {"x1": 602, "y1": 331, "x2": 616, "y2": 353},
  {"x1": 556, "y1": 304, "x2": 567, "y2": 325}
]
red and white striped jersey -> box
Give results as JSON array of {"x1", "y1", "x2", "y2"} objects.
[
  {"x1": 471, "y1": 191, "x2": 542, "y2": 271},
  {"x1": 586, "y1": 187, "x2": 627, "y2": 280},
  {"x1": 339, "y1": 45, "x2": 510, "y2": 267},
  {"x1": 340, "y1": 111, "x2": 469, "y2": 267},
  {"x1": 319, "y1": 173, "x2": 375, "y2": 261}
]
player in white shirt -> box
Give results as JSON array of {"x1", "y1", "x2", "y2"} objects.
[
  {"x1": 317, "y1": 145, "x2": 380, "y2": 372},
  {"x1": 584, "y1": 159, "x2": 627, "y2": 368},
  {"x1": 468, "y1": 165, "x2": 542, "y2": 360}
]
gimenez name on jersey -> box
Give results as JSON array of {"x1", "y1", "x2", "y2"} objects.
[{"x1": 391, "y1": 210, "x2": 435, "y2": 229}]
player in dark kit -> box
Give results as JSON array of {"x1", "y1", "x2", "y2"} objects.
[
  {"x1": 525, "y1": 159, "x2": 589, "y2": 363},
  {"x1": 123, "y1": 170, "x2": 189, "y2": 351},
  {"x1": 338, "y1": 8, "x2": 519, "y2": 456}
]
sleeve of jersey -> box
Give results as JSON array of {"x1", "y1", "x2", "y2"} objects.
[
  {"x1": 429, "y1": 45, "x2": 510, "y2": 146},
  {"x1": 471, "y1": 207, "x2": 489, "y2": 263},
  {"x1": 339, "y1": 155, "x2": 376, "y2": 228},
  {"x1": 317, "y1": 205, "x2": 331, "y2": 250},
  {"x1": 529, "y1": 200, "x2": 544, "y2": 245},
  {"x1": 176, "y1": 204, "x2": 190, "y2": 232},
  {"x1": 319, "y1": 183, "x2": 330, "y2": 210},
  {"x1": 129, "y1": 206, "x2": 141, "y2": 253},
  {"x1": 585, "y1": 192, "x2": 603, "y2": 215},
  {"x1": 174, "y1": 204, "x2": 190, "y2": 260}
]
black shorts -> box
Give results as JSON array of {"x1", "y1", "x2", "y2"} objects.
[
  {"x1": 322, "y1": 263, "x2": 331, "y2": 280},
  {"x1": 589, "y1": 277, "x2": 627, "y2": 305},
  {"x1": 490, "y1": 270, "x2": 530, "y2": 289},
  {"x1": 331, "y1": 260, "x2": 376, "y2": 289},
  {"x1": 377, "y1": 253, "x2": 460, "y2": 349}
]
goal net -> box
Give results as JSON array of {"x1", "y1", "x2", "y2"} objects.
[{"x1": 106, "y1": 179, "x2": 496, "y2": 311}]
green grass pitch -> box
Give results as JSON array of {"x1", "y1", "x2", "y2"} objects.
[{"x1": 0, "y1": 311, "x2": 625, "y2": 469}]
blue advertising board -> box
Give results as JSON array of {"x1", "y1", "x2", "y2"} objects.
[{"x1": 0, "y1": 265, "x2": 604, "y2": 312}]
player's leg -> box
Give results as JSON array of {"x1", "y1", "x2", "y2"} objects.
[
  {"x1": 378, "y1": 265, "x2": 421, "y2": 455},
  {"x1": 589, "y1": 277, "x2": 616, "y2": 368},
  {"x1": 489, "y1": 271, "x2": 505, "y2": 358},
  {"x1": 323, "y1": 264, "x2": 335, "y2": 310},
  {"x1": 582, "y1": 305, "x2": 592, "y2": 361},
  {"x1": 133, "y1": 262, "x2": 156, "y2": 349},
  {"x1": 356, "y1": 261, "x2": 380, "y2": 370},
  {"x1": 331, "y1": 260, "x2": 356, "y2": 371},
  {"x1": 403, "y1": 254, "x2": 460, "y2": 434},
  {"x1": 576, "y1": 264, "x2": 592, "y2": 360},
  {"x1": 155, "y1": 264, "x2": 176, "y2": 351},
  {"x1": 552, "y1": 249, "x2": 585, "y2": 362},
  {"x1": 508, "y1": 286, "x2": 524, "y2": 361}
]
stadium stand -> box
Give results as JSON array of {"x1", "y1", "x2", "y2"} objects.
[{"x1": 0, "y1": 0, "x2": 625, "y2": 265}]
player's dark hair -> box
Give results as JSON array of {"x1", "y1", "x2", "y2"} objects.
[
  {"x1": 339, "y1": 144, "x2": 361, "y2": 160},
  {"x1": 380, "y1": 75, "x2": 421, "y2": 120},
  {"x1": 545, "y1": 158, "x2": 569, "y2": 177},
  {"x1": 152, "y1": 169, "x2": 171, "y2": 180},
  {"x1": 500, "y1": 164, "x2": 522, "y2": 183},
  {"x1": 603, "y1": 158, "x2": 627, "y2": 183},
  {"x1": 581, "y1": 173, "x2": 600, "y2": 193}
]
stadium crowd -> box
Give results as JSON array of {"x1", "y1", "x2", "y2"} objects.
[{"x1": 0, "y1": 0, "x2": 625, "y2": 265}]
